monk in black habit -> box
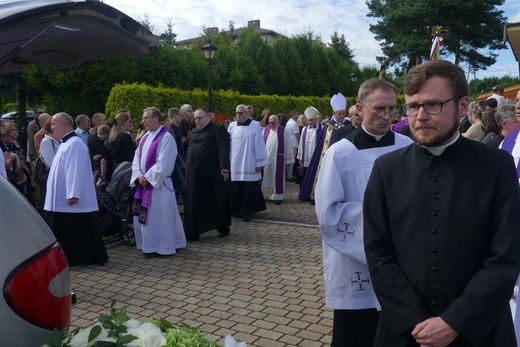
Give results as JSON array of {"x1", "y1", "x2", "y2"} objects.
[
  {"x1": 364, "y1": 60, "x2": 520, "y2": 347},
  {"x1": 184, "y1": 109, "x2": 231, "y2": 241}
]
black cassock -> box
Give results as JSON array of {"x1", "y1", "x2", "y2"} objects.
[
  {"x1": 364, "y1": 136, "x2": 520, "y2": 347},
  {"x1": 184, "y1": 122, "x2": 231, "y2": 238}
]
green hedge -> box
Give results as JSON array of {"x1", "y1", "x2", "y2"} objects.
[{"x1": 105, "y1": 83, "x2": 360, "y2": 124}]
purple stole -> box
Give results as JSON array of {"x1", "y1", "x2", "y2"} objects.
[
  {"x1": 264, "y1": 126, "x2": 285, "y2": 194},
  {"x1": 132, "y1": 126, "x2": 167, "y2": 224},
  {"x1": 501, "y1": 127, "x2": 520, "y2": 178},
  {"x1": 299, "y1": 123, "x2": 323, "y2": 176}
]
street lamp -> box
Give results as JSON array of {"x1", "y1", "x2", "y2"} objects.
[
  {"x1": 350, "y1": 73, "x2": 358, "y2": 103},
  {"x1": 201, "y1": 40, "x2": 218, "y2": 112}
]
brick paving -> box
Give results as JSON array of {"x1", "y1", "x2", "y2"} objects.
[{"x1": 70, "y1": 182, "x2": 332, "y2": 346}]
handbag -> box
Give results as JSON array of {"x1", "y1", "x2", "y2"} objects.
[{"x1": 34, "y1": 156, "x2": 49, "y2": 185}]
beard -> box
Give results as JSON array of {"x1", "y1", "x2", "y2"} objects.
[{"x1": 413, "y1": 113, "x2": 460, "y2": 147}]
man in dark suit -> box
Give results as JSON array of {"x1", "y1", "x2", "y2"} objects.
[{"x1": 364, "y1": 60, "x2": 520, "y2": 346}]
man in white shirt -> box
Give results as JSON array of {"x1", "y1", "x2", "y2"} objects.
[{"x1": 284, "y1": 110, "x2": 300, "y2": 182}]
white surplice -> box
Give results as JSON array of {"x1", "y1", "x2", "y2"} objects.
[
  {"x1": 130, "y1": 126, "x2": 186, "y2": 255},
  {"x1": 228, "y1": 120, "x2": 269, "y2": 182},
  {"x1": 44, "y1": 135, "x2": 97, "y2": 213},
  {"x1": 261, "y1": 127, "x2": 294, "y2": 201},
  {"x1": 297, "y1": 126, "x2": 318, "y2": 168},
  {"x1": 315, "y1": 135, "x2": 412, "y2": 310}
]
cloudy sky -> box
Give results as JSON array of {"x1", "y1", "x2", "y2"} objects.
[{"x1": 104, "y1": 0, "x2": 520, "y2": 80}]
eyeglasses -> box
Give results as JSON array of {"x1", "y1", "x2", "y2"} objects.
[
  {"x1": 194, "y1": 115, "x2": 208, "y2": 121},
  {"x1": 142, "y1": 115, "x2": 156, "y2": 120},
  {"x1": 361, "y1": 104, "x2": 398, "y2": 117},
  {"x1": 236, "y1": 112, "x2": 245, "y2": 115},
  {"x1": 401, "y1": 96, "x2": 459, "y2": 116},
  {"x1": 268, "y1": 122, "x2": 276, "y2": 125}
]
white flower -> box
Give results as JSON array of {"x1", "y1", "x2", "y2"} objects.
[
  {"x1": 224, "y1": 335, "x2": 247, "y2": 347},
  {"x1": 126, "y1": 322, "x2": 166, "y2": 347},
  {"x1": 69, "y1": 324, "x2": 115, "y2": 347},
  {"x1": 124, "y1": 319, "x2": 142, "y2": 329}
]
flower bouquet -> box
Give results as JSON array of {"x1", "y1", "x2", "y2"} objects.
[{"x1": 44, "y1": 301, "x2": 246, "y2": 347}]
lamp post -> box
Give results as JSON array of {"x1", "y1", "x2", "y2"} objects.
[
  {"x1": 201, "y1": 40, "x2": 217, "y2": 112},
  {"x1": 350, "y1": 73, "x2": 358, "y2": 103}
]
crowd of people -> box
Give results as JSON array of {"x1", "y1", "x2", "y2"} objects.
[{"x1": 3, "y1": 59, "x2": 520, "y2": 345}]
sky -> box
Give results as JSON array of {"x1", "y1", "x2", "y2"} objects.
[{"x1": 104, "y1": 0, "x2": 520, "y2": 81}]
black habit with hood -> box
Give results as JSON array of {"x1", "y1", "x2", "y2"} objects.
[{"x1": 364, "y1": 136, "x2": 520, "y2": 346}]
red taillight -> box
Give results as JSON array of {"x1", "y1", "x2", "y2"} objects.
[{"x1": 4, "y1": 243, "x2": 71, "y2": 330}]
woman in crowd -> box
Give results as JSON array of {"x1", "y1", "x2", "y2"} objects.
[
  {"x1": 462, "y1": 109, "x2": 485, "y2": 141},
  {"x1": 297, "y1": 113, "x2": 307, "y2": 135},
  {"x1": 0, "y1": 119, "x2": 16, "y2": 180},
  {"x1": 109, "y1": 112, "x2": 136, "y2": 171},
  {"x1": 481, "y1": 108, "x2": 501, "y2": 139},
  {"x1": 3, "y1": 121, "x2": 35, "y2": 205},
  {"x1": 38, "y1": 117, "x2": 60, "y2": 212}
]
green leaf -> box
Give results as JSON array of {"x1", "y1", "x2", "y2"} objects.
[
  {"x1": 93, "y1": 341, "x2": 117, "y2": 347},
  {"x1": 118, "y1": 334, "x2": 139, "y2": 344},
  {"x1": 113, "y1": 308, "x2": 130, "y2": 325},
  {"x1": 48, "y1": 327, "x2": 65, "y2": 347},
  {"x1": 88, "y1": 325, "x2": 102, "y2": 343}
]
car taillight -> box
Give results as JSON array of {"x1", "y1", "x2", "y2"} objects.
[{"x1": 3, "y1": 242, "x2": 71, "y2": 330}]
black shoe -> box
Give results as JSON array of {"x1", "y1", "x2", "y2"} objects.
[
  {"x1": 143, "y1": 252, "x2": 158, "y2": 259},
  {"x1": 286, "y1": 177, "x2": 296, "y2": 182},
  {"x1": 217, "y1": 226, "x2": 230, "y2": 237},
  {"x1": 274, "y1": 200, "x2": 282, "y2": 205},
  {"x1": 242, "y1": 214, "x2": 250, "y2": 222}
]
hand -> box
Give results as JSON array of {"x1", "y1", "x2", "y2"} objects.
[
  {"x1": 67, "y1": 198, "x2": 79, "y2": 206},
  {"x1": 412, "y1": 317, "x2": 457, "y2": 347},
  {"x1": 255, "y1": 167, "x2": 263, "y2": 173},
  {"x1": 221, "y1": 170, "x2": 229, "y2": 181},
  {"x1": 138, "y1": 175, "x2": 148, "y2": 187},
  {"x1": 93, "y1": 154, "x2": 101, "y2": 161}
]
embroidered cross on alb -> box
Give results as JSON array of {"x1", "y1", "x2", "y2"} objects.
[
  {"x1": 337, "y1": 222, "x2": 355, "y2": 242},
  {"x1": 351, "y1": 271, "x2": 371, "y2": 291}
]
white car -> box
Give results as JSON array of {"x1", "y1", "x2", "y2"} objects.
[{"x1": 0, "y1": 1, "x2": 158, "y2": 346}]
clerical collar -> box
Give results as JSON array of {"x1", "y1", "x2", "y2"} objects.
[
  {"x1": 61, "y1": 131, "x2": 77, "y2": 143},
  {"x1": 237, "y1": 118, "x2": 252, "y2": 126},
  {"x1": 422, "y1": 132, "x2": 460, "y2": 156},
  {"x1": 361, "y1": 124, "x2": 387, "y2": 141}
]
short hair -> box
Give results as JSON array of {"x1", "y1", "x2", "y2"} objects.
[
  {"x1": 289, "y1": 110, "x2": 299, "y2": 118},
  {"x1": 403, "y1": 60, "x2": 468, "y2": 98},
  {"x1": 168, "y1": 108, "x2": 180, "y2": 119},
  {"x1": 348, "y1": 105, "x2": 358, "y2": 115},
  {"x1": 236, "y1": 104, "x2": 247, "y2": 113},
  {"x1": 485, "y1": 98, "x2": 498, "y2": 109},
  {"x1": 92, "y1": 113, "x2": 105, "y2": 124},
  {"x1": 179, "y1": 104, "x2": 192, "y2": 116},
  {"x1": 54, "y1": 112, "x2": 74, "y2": 128},
  {"x1": 75, "y1": 114, "x2": 89, "y2": 127},
  {"x1": 98, "y1": 124, "x2": 111, "y2": 135},
  {"x1": 358, "y1": 78, "x2": 398, "y2": 105},
  {"x1": 143, "y1": 106, "x2": 162, "y2": 120},
  {"x1": 495, "y1": 103, "x2": 516, "y2": 123},
  {"x1": 38, "y1": 113, "x2": 51, "y2": 127}
]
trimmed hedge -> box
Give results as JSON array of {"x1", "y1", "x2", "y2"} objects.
[{"x1": 105, "y1": 83, "x2": 358, "y2": 124}]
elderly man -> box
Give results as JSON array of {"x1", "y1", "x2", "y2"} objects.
[
  {"x1": 330, "y1": 105, "x2": 363, "y2": 145},
  {"x1": 297, "y1": 106, "x2": 322, "y2": 188},
  {"x1": 228, "y1": 104, "x2": 269, "y2": 222},
  {"x1": 184, "y1": 108, "x2": 231, "y2": 241},
  {"x1": 364, "y1": 60, "x2": 520, "y2": 346},
  {"x1": 131, "y1": 107, "x2": 186, "y2": 258},
  {"x1": 74, "y1": 114, "x2": 92, "y2": 145},
  {"x1": 261, "y1": 115, "x2": 294, "y2": 205},
  {"x1": 44, "y1": 112, "x2": 108, "y2": 266},
  {"x1": 482, "y1": 101, "x2": 520, "y2": 148},
  {"x1": 315, "y1": 79, "x2": 412, "y2": 347},
  {"x1": 300, "y1": 93, "x2": 350, "y2": 202},
  {"x1": 179, "y1": 104, "x2": 193, "y2": 156}
]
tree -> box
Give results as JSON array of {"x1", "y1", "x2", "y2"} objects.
[
  {"x1": 329, "y1": 31, "x2": 355, "y2": 64},
  {"x1": 366, "y1": 0, "x2": 507, "y2": 73}
]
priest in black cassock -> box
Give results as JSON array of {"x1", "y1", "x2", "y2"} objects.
[
  {"x1": 364, "y1": 60, "x2": 520, "y2": 347},
  {"x1": 184, "y1": 108, "x2": 231, "y2": 241}
]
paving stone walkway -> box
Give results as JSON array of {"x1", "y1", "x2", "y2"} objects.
[{"x1": 70, "y1": 182, "x2": 332, "y2": 347}]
